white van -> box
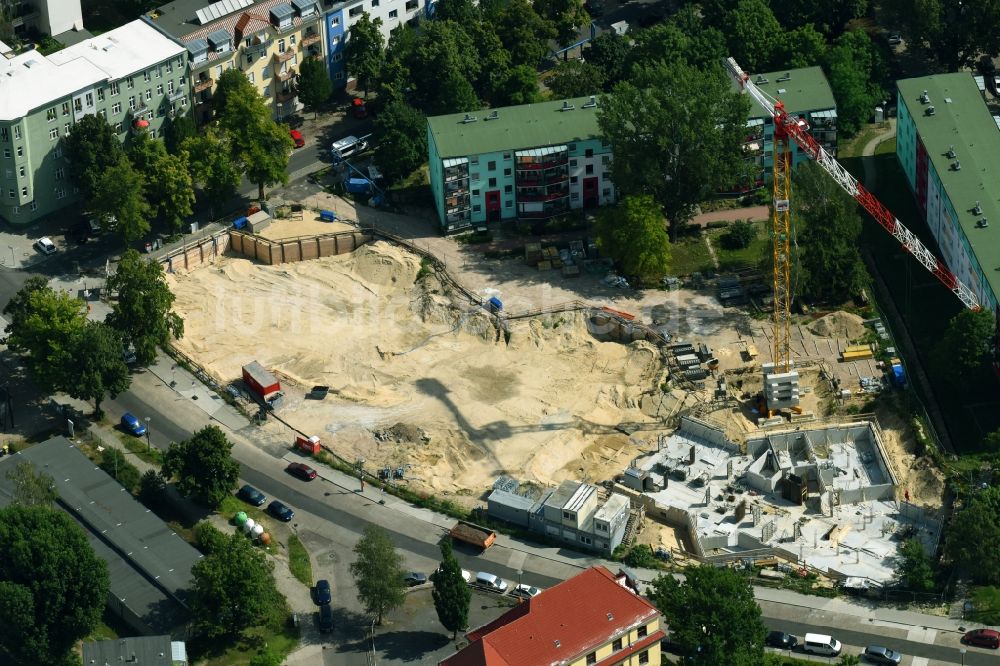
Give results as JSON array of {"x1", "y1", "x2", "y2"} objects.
[
  {"x1": 330, "y1": 135, "x2": 368, "y2": 162},
  {"x1": 475, "y1": 572, "x2": 508, "y2": 592},
  {"x1": 802, "y1": 633, "x2": 841, "y2": 657}
]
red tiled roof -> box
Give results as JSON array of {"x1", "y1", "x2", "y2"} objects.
[
  {"x1": 234, "y1": 12, "x2": 272, "y2": 42},
  {"x1": 440, "y1": 567, "x2": 661, "y2": 666}
]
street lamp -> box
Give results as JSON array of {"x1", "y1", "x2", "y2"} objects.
[
  {"x1": 7, "y1": 245, "x2": 13, "y2": 265},
  {"x1": 371, "y1": 617, "x2": 378, "y2": 666},
  {"x1": 144, "y1": 417, "x2": 151, "y2": 452},
  {"x1": 960, "y1": 648, "x2": 967, "y2": 666}
]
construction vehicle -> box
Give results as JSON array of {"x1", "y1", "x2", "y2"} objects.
[
  {"x1": 450, "y1": 520, "x2": 497, "y2": 550},
  {"x1": 723, "y1": 57, "x2": 981, "y2": 413}
]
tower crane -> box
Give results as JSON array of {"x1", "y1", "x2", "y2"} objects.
[{"x1": 723, "y1": 57, "x2": 981, "y2": 411}]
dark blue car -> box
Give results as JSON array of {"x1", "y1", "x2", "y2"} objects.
[
  {"x1": 120, "y1": 413, "x2": 146, "y2": 437},
  {"x1": 237, "y1": 484, "x2": 266, "y2": 506},
  {"x1": 267, "y1": 500, "x2": 294, "y2": 522}
]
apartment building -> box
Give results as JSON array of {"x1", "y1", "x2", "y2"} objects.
[
  {"x1": 440, "y1": 566, "x2": 665, "y2": 666},
  {"x1": 1, "y1": 0, "x2": 83, "y2": 41},
  {"x1": 427, "y1": 96, "x2": 616, "y2": 233},
  {"x1": 488, "y1": 479, "x2": 631, "y2": 556},
  {"x1": 896, "y1": 73, "x2": 1000, "y2": 313},
  {"x1": 144, "y1": 0, "x2": 325, "y2": 124},
  {"x1": 323, "y1": 0, "x2": 433, "y2": 87},
  {"x1": 0, "y1": 20, "x2": 189, "y2": 226},
  {"x1": 737, "y1": 65, "x2": 837, "y2": 191}
]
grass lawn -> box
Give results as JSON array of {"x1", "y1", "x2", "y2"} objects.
[
  {"x1": 838, "y1": 122, "x2": 891, "y2": 158},
  {"x1": 708, "y1": 221, "x2": 770, "y2": 272},
  {"x1": 875, "y1": 137, "x2": 897, "y2": 155},
  {"x1": 193, "y1": 620, "x2": 301, "y2": 666},
  {"x1": 287, "y1": 535, "x2": 313, "y2": 587},
  {"x1": 116, "y1": 432, "x2": 164, "y2": 466},
  {"x1": 219, "y1": 494, "x2": 268, "y2": 525},
  {"x1": 670, "y1": 234, "x2": 714, "y2": 276}
]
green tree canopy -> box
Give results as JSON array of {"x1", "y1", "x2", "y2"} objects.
[
  {"x1": 350, "y1": 525, "x2": 406, "y2": 624},
  {"x1": 884, "y1": 0, "x2": 1000, "y2": 71},
  {"x1": 63, "y1": 321, "x2": 131, "y2": 417},
  {"x1": 346, "y1": 13, "x2": 385, "y2": 97},
  {"x1": 790, "y1": 161, "x2": 867, "y2": 301},
  {"x1": 585, "y1": 32, "x2": 628, "y2": 89},
  {"x1": 0, "y1": 505, "x2": 109, "y2": 665},
  {"x1": 138, "y1": 469, "x2": 168, "y2": 509},
  {"x1": 496, "y1": 0, "x2": 556, "y2": 68},
  {"x1": 594, "y1": 195, "x2": 671, "y2": 283},
  {"x1": 5, "y1": 461, "x2": 56, "y2": 507},
  {"x1": 163, "y1": 112, "x2": 197, "y2": 155},
  {"x1": 626, "y1": 7, "x2": 727, "y2": 74},
  {"x1": 432, "y1": 541, "x2": 471, "y2": 638},
  {"x1": 295, "y1": 55, "x2": 333, "y2": 117},
  {"x1": 408, "y1": 21, "x2": 482, "y2": 115},
  {"x1": 598, "y1": 61, "x2": 751, "y2": 239},
  {"x1": 182, "y1": 128, "x2": 242, "y2": 216},
  {"x1": 62, "y1": 112, "x2": 124, "y2": 201},
  {"x1": 822, "y1": 30, "x2": 885, "y2": 136},
  {"x1": 930, "y1": 308, "x2": 996, "y2": 387},
  {"x1": 547, "y1": 59, "x2": 605, "y2": 99},
  {"x1": 191, "y1": 532, "x2": 283, "y2": 637},
  {"x1": 468, "y1": 22, "x2": 512, "y2": 104},
  {"x1": 495, "y1": 65, "x2": 542, "y2": 106},
  {"x1": 212, "y1": 68, "x2": 252, "y2": 119},
  {"x1": 106, "y1": 249, "x2": 184, "y2": 366},
  {"x1": 162, "y1": 426, "x2": 240, "y2": 508},
  {"x1": 373, "y1": 101, "x2": 427, "y2": 184},
  {"x1": 722, "y1": 0, "x2": 784, "y2": 71},
  {"x1": 91, "y1": 155, "x2": 151, "y2": 244},
  {"x1": 648, "y1": 566, "x2": 766, "y2": 666},
  {"x1": 894, "y1": 538, "x2": 936, "y2": 592},
  {"x1": 218, "y1": 85, "x2": 294, "y2": 201},
  {"x1": 435, "y1": 0, "x2": 479, "y2": 23},
  {"x1": 779, "y1": 24, "x2": 829, "y2": 68},
  {"x1": 534, "y1": 0, "x2": 589, "y2": 45},
  {"x1": 149, "y1": 150, "x2": 195, "y2": 232},
  {"x1": 946, "y1": 485, "x2": 1000, "y2": 584}
]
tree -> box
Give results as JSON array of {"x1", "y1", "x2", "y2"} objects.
[
  {"x1": 790, "y1": 161, "x2": 867, "y2": 301},
  {"x1": 346, "y1": 13, "x2": 385, "y2": 98},
  {"x1": 162, "y1": 426, "x2": 240, "y2": 508},
  {"x1": 434, "y1": 0, "x2": 479, "y2": 23},
  {"x1": 432, "y1": 541, "x2": 471, "y2": 638},
  {"x1": 598, "y1": 61, "x2": 751, "y2": 240},
  {"x1": 191, "y1": 532, "x2": 283, "y2": 637},
  {"x1": 626, "y1": 7, "x2": 728, "y2": 74},
  {"x1": 894, "y1": 538, "x2": 935, "y2": 592},
  {"x1": 62, "y1": 113, "x2": 124, "y2": 201},
  {"x1": 594, "y1": 195, "x2": 671, "y2": 283},
  {"x1": 5, "y1": 461, "x2": 56, "y2": 507},
  {"x1": 295, "y1": 55, "x2": 333, "y2": 118},
  {"x1": 496, "y1": 0, "x2": 556, "y2": 68},
  {"x1": 218, "y1": 88, "x2": 293, "y2": 201},
  {"x1": 63, "y1": 321, "x2": 131, "y2": 418},
  {"x1": 930, "y1": 309, "x2": 996, "y2": 387},
  {"x1": 248, "y1": 648, "x2": 284, "y2": 666},
  {"x1": 468, "y1": 22, "x2": 512, "y2": 104},
  {"x1": 106, "y1": 249, "x2": 184, "y2": 366},
  {"x1": 534, "y1": 0, "x2": 589, "y2": 46},
  {"x1": 779, "y1": 24, "x2": 829, "y2": 68},
  {"x1": 91, "y1": 156, "x2": 151, "y2": 244},
  {"x1": 99, "y1": 448, "x2": 142, "y2": 493},
  {"x1": 350, "y1": 525, "x2": 406, "y2": 625},
  {"x1": 407, "y1": 21, "x2": 482, "y2": 115},
  {"x1": 373, "y1": 101, "x2": 428, "y2": 184},
  {"x1": 495, "y1": 65, "x2": 542, "y2": 106},
  {"x1": 212, "y1": 68, "x2": 253, "y2": 119},
  {"x1": 2, "y1": 278, "x2": 88, "y2": 391},
  {"x1": 884, "y1": 0, "x2": 1000, "y2": 71},
  {"x1": 823, "y1": 30, "x2": 885, "y2": 136},
  {"x1": 720, "y1": 220, "x2": 757, "y2": 250},
  {"x1": 127, "y1": 130, "x2": 194, "y2": 232},
  {"x1": 648, "y1": 566, "x2": 766, "y2": 666},
  {"x1": 182, "y1": 128, "x2": 242, "y2": 216},
  {"x1": 0, "y1": 505, "x2": 109, "y2": 665},
  {"x1": 138, "y1": 469, "x2": 167, "y2": 508},
  {"x1": 722, "y1": 0, "x2": 784, "y2": 71},
  {"x1": 946, "y1": 485, "x2": 1000, "y2": 584},
  {"x1": 163, "y1": 113, "x2": 197, "y2": 155},
  {"x1": 548, "y1": 59, "x2": 605, "y2": 99},
  {"x1": 585, "y1": 32, "x2": 628, "y2": 89}
]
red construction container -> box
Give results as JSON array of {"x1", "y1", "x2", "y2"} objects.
[
  {"x1": 296, "y1": 435, "x2": 321, "y2": 455},
  {"x1": 242, "y1": 361, "x2": 281, "y2": 399}
]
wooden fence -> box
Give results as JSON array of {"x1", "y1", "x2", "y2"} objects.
[{"x1": 227, "y1": 229, "x2": 372, "y2": 265}]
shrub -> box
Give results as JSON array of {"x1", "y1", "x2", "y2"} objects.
[
  {"x1": 99, "y1": 448, "x2": 141, "y2": 493},
  {"x1": 624, "y1": 544, "x2": 659, "y2": 568},
  {"x1": 720, "y1": 220, "x2": 757, "y2": 250},
  {"x1": 195, "y1": 521, "x2": 230, "y2": 556}
]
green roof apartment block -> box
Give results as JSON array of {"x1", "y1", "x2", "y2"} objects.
[
  {"x1": 427, "y1": 96, "x2": 616, "y2": 233},
  {"x1": 896, "y1": 74, "x2": 1000, "y2": 312},
  {"x1": 0, "y1": 20, "x2": 191, "y2": 227}
]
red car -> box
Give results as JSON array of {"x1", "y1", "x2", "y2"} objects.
[
  {"x1": 351, "y1": 97, "x2": 367, "y2": 119},
  {"x1": 290, "y1": 129, "x2": 305, "y2": 148},
  {"x1": 286, "y1": 462, "x2": 317, "y2": 481},
  {"x1": 964, "y1": 629, "x2": 1000, "y2": 649}
]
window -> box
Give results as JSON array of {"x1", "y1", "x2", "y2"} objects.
[
  {"x1": 61, "y1": 101, "x2": 70, "y2": 116},
  {"x1": 150, "y1": 129, "x2": 157, "y2": 138},
  {"x1": 570, "y1": 159, "x2": 577, "y2": 167},
  {"x1": 586, "y1": 653, "x2": 597, "y2": 665},
  {"x1": 331, "y1": 36, "x2": 340, "y2": 46},
  {"x1": 278, "y1": 38, "x2": 286, "y2": 52},
  {"x1": 602, "y1": 155, "x2": 610, "y2": 165},
  {"x1": 6, "y1": 189, "x2": 13, "y2": 198},
  {"x1": 168, "y1": 80, "x2": 175, "y2": 95},
  {"x1": 585, "y1": 148, "x2": 594, "y2": 158},
  {"x1": 602, "y1": 187, "x2": 611, "y2": 196},
  {"x1": 46, "y1": 107, "x2": 57, "y2": 121},
  {"x1": 53, "y1": 147, "x2": 62, "y2": 158},
  {"x1": 143, "y1": 70, "x2": 151, "y2": 82},
  {"x1": 12, "y1": 126, "x2": 20, "y2": 139},
  {"x1": 112, "y1": 102, "x2": 121, "y2": 114},
  {"x1": 246, "y1": 53, "x2": 254, "y2": 65},
  {"x1": 388, "y1": 9, "x2": 397, "y2": 17},
  {"x1": 405, "y1": 0, "x2": 417, "y2": 9},
  {"x1": 166, "y1": 61, "x2": 172, "y2": 74},
  {"x1": 85, "y1": 92, "x2": 93, "y2": 106},
  {"x1": 56, "y1": 188, "x2": 67, "y2": 199},
  {"x1": 472, "y1": 188, "x2": 480, "y2": 196},
  {"x1": 472, "y1": 204, "x2": 481, "y2": 212},
  {"x1": 97, "y1": 88, "x2": 105, "y2": 102},
  {"x1": 145, "y1": 89, "x2": 153, "y2": 101},
  {"x1": 127, "y1": 76, "x2": 134, "y2": 89},
  {"x1": 0, "y1": 128, "x2": 6, "y2": 141},
  {"x1": 585, "y1": 164, "x2": 594, "y2": 175},
  {"x1": 16, "y1": 146, "x2": 22, "y2": 157},
  {"x1": 55, "y1": 168, "x2": 64, "y2": 180},
  {"x1": 570, "y1": 176, "x2": 578, "y2": 183},
  {"x1": 563, "y1": 511, "x2": 573, "y2": 520},
  {"x1": 2, "y1": 149, "x2": 9, "y2": 159},
  {"x1": 503, "y1": 152, "x2": 511, "y2": 160},
  {"x1": 333, "y1": 52, "x2": 343, "y2": 62},
  {"x1": 156, "y1": 84, "x2": 164, "y2": 96},
  {"x1": 349, "y1": 5, "x2": 363, "y2": 16},
  {"x1": 290, "y1": 35, "x2": 295, "y2": 45},
  {"x1": 637, "y1": 625, "x2": 647, "y2": 638},
  {"x1": 333, "y1": 71, "x2": 344, "y2": 80},
  {"x1": 114, "y1": 122, "x2": 123, "y2": 133},
  {"x1": 63, "y1": 123, "x2": 70, "y2": 136},
  {"x1": 470, "y1": 172, "x2": 479, "y2": 181},
  {"x1": 372, "y1": 0, "x2": 379, "y2": 6},
  {"x1": 487, "y1": 160, "x2": 496, "y2": 170},
  {"x1": 49, "y1": 128, "x2": 59, "y2": 140},
  {"x1": 504, "y1": 185, "x2": 512, "y2": 193},
  {"x1": 21, "y1": 186, "x2": 27, "y2": 196},
  {"x1": 488, "y1": 177, "x2": 496, "y2": 187},
  {"x1": 110, "y1": 81, "x2": 120, "y2": 95},
  {"x1": 245, "y1": 37, "x2": 252, "y2": 47},
  {"x1": 10, "y1": 206, "x2": 17, "y2": 215},
  {"x1": 638, "y1": 650, "x2": 649, "y2": 664},
  {"x1": 503, "y1": 168, "x2": 511, "y2": 176},
  {"x1": 331, "y1": 16, "x2": 340, "y2": 25},
  {"x1": 98, "y1": 110, "x2": 107, "y2": 120},
  {"x1": 248, "y1": 72, "x2": 255, "y2": 83},
  {"x1": 128, "y1": 96, "x2": 136, "y2": 111},
  {"x1": 612, "y1": 638, "x2": 623, "y2": 651},
  {"x1": 568, "y1": 143, "x2": 577, "y2": 150},
  {"x1": 505, "y1": 200, "x2": 512, "y2": 207},
  {"x1": 17, "y1": 166, "x2": 23, "y2": 177}
]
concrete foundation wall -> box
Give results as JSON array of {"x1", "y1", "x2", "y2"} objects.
[
  {"x1": 838, "y1": 483, "x2": 895, "y2": 504},
  {"x1": 679, "y1": 416, "x2": 739, "y2": 452},
  {"x1": 227, "y1": 230, "x2": 372, "y2": 265}
]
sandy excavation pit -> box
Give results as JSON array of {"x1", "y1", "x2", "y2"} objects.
[{"x1": 168, "y1": 241, "x2": 665, "y2": 497}]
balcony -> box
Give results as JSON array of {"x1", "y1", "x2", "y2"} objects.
[
  {"x1": 193, "y1": 77, "x2": 214, "y2": 93},
  {"x1": 516, "y1": 157, "x2": 567, "y2": 171},
  {"x1": 446, "y1": 212, "x2": 471, "y2": 225},
  {"x1": 446, "y1": 194, "x2": 469, "y2": 209},
  {"x1": 276, "y1": 66, "x2": 296, "y2": 82},
  {"x1": 301, "y1": 32, "x2": 321, "y2": 47},
  {"x1": 276, "y1": 89, "x2": 296, "y2": 103},
  {"x1": 518, "y1": 202, "x2": 569, "y2": 219},
  {"x1": 445, "y1": 179, "x2": 468, "y2": 193},
  {"x1": 516, "y1": 188, "x2": 569, "y2": 202},
  {"x1": 274, "y1": 49, "x2": 295, "y2": 63},
  {"x1": 516, "y1": 168, "x2": 568, "y2": 186}
]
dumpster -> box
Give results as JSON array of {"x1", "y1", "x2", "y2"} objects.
[
  {"x1": 310, "y1": 385, "x2": 330, "y2": 399},
  {"x1": 487, "y1": 296, "x2": 503, "y2": 313}
]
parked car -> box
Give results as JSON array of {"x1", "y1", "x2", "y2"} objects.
[
  {"x1": 290, "y1": 129, "x2": 305, "y2": 148},
  {"x1": 122, "y1": 347, "x2": 137, "y2": 365},
  {"x1": 432, "y1": 567, "x2": 473, "y2": 584},
  {"x1": 964, "y1": 628, "x2": 1000, "y2": 648},
  {"x1": 403, "y1": 572, "x2": 427, "y2": 587},
  {"x1": 887, "y1": 32, "x2": 902, "y2": 46},
  {"x1": 267, "y1": 500, "x2": 294, "y2": 522},
  {"x1": 286, "y1": 462, "x2": 317, "y2": 481},
  {"x1": 862, "y1": 645, "x2": 902, "y2": 664},
  {"x1": 765, "y1": 631, "x2": 798, "y2": 650},
  {"x1": 802, "y1": 633, "x2": 842, "y2": 657},
  {"x1": 318, "y1": 603, "x2": 334, "y2": 632},
  {"x1": 34, "y1": 237, "x2": 57, "y2": 255},
  {"x1": 313, "y1": 579, "x2": 332, "y2": 605},
  {"x1": 330, "y1": 135, "x2": 368, "y2": 163},
  {"x1": 510, "y1": 584, "x2": 542, "y2": 600},
  {"x1": 237, "y1": 484, "x2": 266, "y2": 506},
  {"x1": 120, "y1": 413, "x2": 146, "y2": 437},
  {"x1": 475, "y1": 571, "x2": 508, "y2": 593}
]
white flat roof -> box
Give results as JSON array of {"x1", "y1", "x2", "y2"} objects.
[
  {"x1": 49, "y1": 20, "x2": 185, "y2": 83},
  {"x1": 0, "y1": 51, "x2": 105, "y2": 120}
]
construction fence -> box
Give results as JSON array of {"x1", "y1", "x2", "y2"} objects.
[{"x1": 228, "y1": 229, "x2": 372, "y2": 265}]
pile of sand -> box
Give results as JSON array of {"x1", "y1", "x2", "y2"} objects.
[{"x1": 807, "y1": 311, "x2": 867, "y2": 340}]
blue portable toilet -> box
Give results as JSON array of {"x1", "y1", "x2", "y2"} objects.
[
  {"x1": 233, "y1": 216, "x2": 248, "y2": 230},
  {"x1": 319, "y1": 210, "x2": 337, "y2": 222},
  {"x1": 892, "y1": 364, "x2": 906, "y2": 387}
]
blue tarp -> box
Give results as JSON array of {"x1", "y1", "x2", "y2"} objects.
[
  {"x1": 892, "y1": 364, "x2": 906, "y2": 386},
  {"x1": 488, "y1": 296, "x2": 503, "y2": 312},
  {"x1": 345, "y1": 178, "x2": 372, "y2": 194},
  {"x1": 319, "y1": 210, "x2": 337, "y2": 222},
  {"x1": 233, "y1": 216, "x2": 248, "y2": 229}
]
